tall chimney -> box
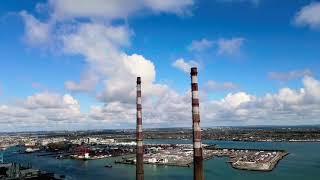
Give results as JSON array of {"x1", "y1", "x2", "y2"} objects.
[
  {"x1": 190, "y1": 67, "x2": 204, "y2": 180},
  {"x1": 136, "y1": 77, "x2": 144, "y2": 180}
]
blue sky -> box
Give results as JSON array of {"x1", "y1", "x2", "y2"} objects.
[{"x1": 0, "y1": 0, "x2": 320, "y2": 131}]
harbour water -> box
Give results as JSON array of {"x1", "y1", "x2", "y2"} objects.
[{"x1": 3, "y1": 140, "x2": 320, "y2": 180}]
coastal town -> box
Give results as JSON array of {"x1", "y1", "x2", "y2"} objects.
[
  {"x1": 0, "y1": 128, "x2": 291, "y2": 176},
  {"x1": 144, "y1": 127, "x2": 320, "y2": 142}
]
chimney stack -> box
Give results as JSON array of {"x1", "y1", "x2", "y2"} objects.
[
  {"x1": 136, "y1": 77, "x2": 144, "y2": 180},
  {"x1": 190, "y1": 67, "x2": 204, "y2": 180}
]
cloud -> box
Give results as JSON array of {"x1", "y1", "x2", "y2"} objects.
[
  {"x1": 23, "y1": 92, "x2": 79, "y2": 110},
  {"x1": 0, "y1": 92, "x2": 84, "y2": 131},
  {"x1": 17, "y1": 0, "x2": 196, "y2": 130},
  {"x1": 48, "y1": 0, "x2": 194, "y2": 20},
  {"x1": 96, "y1": 53, "x2": 167, "y2": 103},
  {"x1": 90, "y1": 76, "x2": 320, "y2": 127},
  {"x1": 55, "y1": 20, "x2": 169, "y2": 104},
  {"x1": 220, "y1": 92, "x2": 254, "y2": 108},
  {"x1": 294, "y1": 2, "x2": 320, "y2": 30},
  {"x1": 187, "y1": 37, "x2": 246, "y2": 57},
  {"x1": 202, "y1": 76, "x2": 320, "y2": 125},
  {"x1": 172, "y1": 58, "x2": 198, "y2": 73},
  {"x1": 19, "y1": 0, "x2": 191, "y2": 100},
  {"x1": 216, "y1": 0, "x2": 260, "y2": 6},
  {"x1": 60, "y1": 20, "x2": 166, "y2": 103},
  {"x1": 20, "y1": 11, "x2": 51, "y2": 47},
  {"x1": 188, "y1": 38, "x2": 213, "y2": 52},
  {"x1": 2, "y1": 76, "x2": 320, "y2": 130},
  {"x1": 89, "y1": 89, "x2": 191, "y2": 127},
  {"x1": 303, "y1": 76, "x2": 320, "y2": 102},
  {"x1": 65, "y1": 71, "x2": 99, "y2": 93},
  {"x1": 89, "y1": 102, "x2": 136, "y2": 127},
  {"x1": 217, "y1": 37, "x2": 245, "y2": 56},
  {"x1": 20, "y1": 0, "x2": 194, "y2": 47},
  {"x1": 268, "y1": 69, "x2": 313, "y2": 82},
  {"x1": 204, "y1": 80, "x2": 239, "y2": 92},
  {"x1": 143, "y1": 0, "x2": 194, "y2": 15}
]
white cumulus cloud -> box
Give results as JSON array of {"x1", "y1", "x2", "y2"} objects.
[
  {"x1": 294, "y1": 2, "x2": 320, "y2": 30},
  {"x1": 48, "y1": 0, "x2": 194, "y2": 20},
  {"x1": 0, "y1": 92, "x2": 84, "y2": 131},
  {"x1": 216, "y1": 0, "x2": 260, "y2": 5},
  {"x1": 2, "y1": 77, "x2": 320, "y2": 130},
  {"x1": 172, "y1": 58, "x2": 199, "y2": 73},
  {"x1": 217, "y1": 37, "x2": 245, "y2": 56},
  {"x1": 204, "y1": 80, "x2": 238, "y2": 92},
  {"x1": 65, "y1": 71, "x2": 100, "y2": 93},
  {"x1": 203, "y1": 76, "x2": 320, "y2": 126},
  {"x1": 20, "y1": 11, "x2": 51, "y2": 47},
  {"x1": 269, "y1": 69, "x2": 313, "y2": 82},
  {"x1": 188, "y1": 38, "x2": 213, "y2": 52}
]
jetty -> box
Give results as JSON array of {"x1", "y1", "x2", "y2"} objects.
[{"x1": 211, "y1": 148, "x2": 288, "y2": 171}]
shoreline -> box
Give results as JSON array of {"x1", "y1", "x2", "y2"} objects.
[{"x1": 145, "y1": 138, "x2": 320, "y2": 143}]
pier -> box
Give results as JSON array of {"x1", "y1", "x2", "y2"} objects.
[
  {"x1": 210, "y1": 148, "x2": 288, "y2": 171},
  {"x1": 114, "y1": 144, "x2": 288, "y2": 172}
]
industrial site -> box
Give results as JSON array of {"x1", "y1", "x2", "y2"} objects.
[{"x1": 1, "y1": 134, "x2": 288, "y2": 172}]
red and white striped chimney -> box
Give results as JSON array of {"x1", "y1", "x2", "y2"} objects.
[
  {"x1": 136, "y1": 77, "x2": 144, "y2": 180},
  {"x1": 191, "y1": 67, "x2": 204, "y2": 180}
]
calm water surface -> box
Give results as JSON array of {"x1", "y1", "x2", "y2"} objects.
[{"x1": 4, "y1": 140, "x2": 320, "y2": 180}]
